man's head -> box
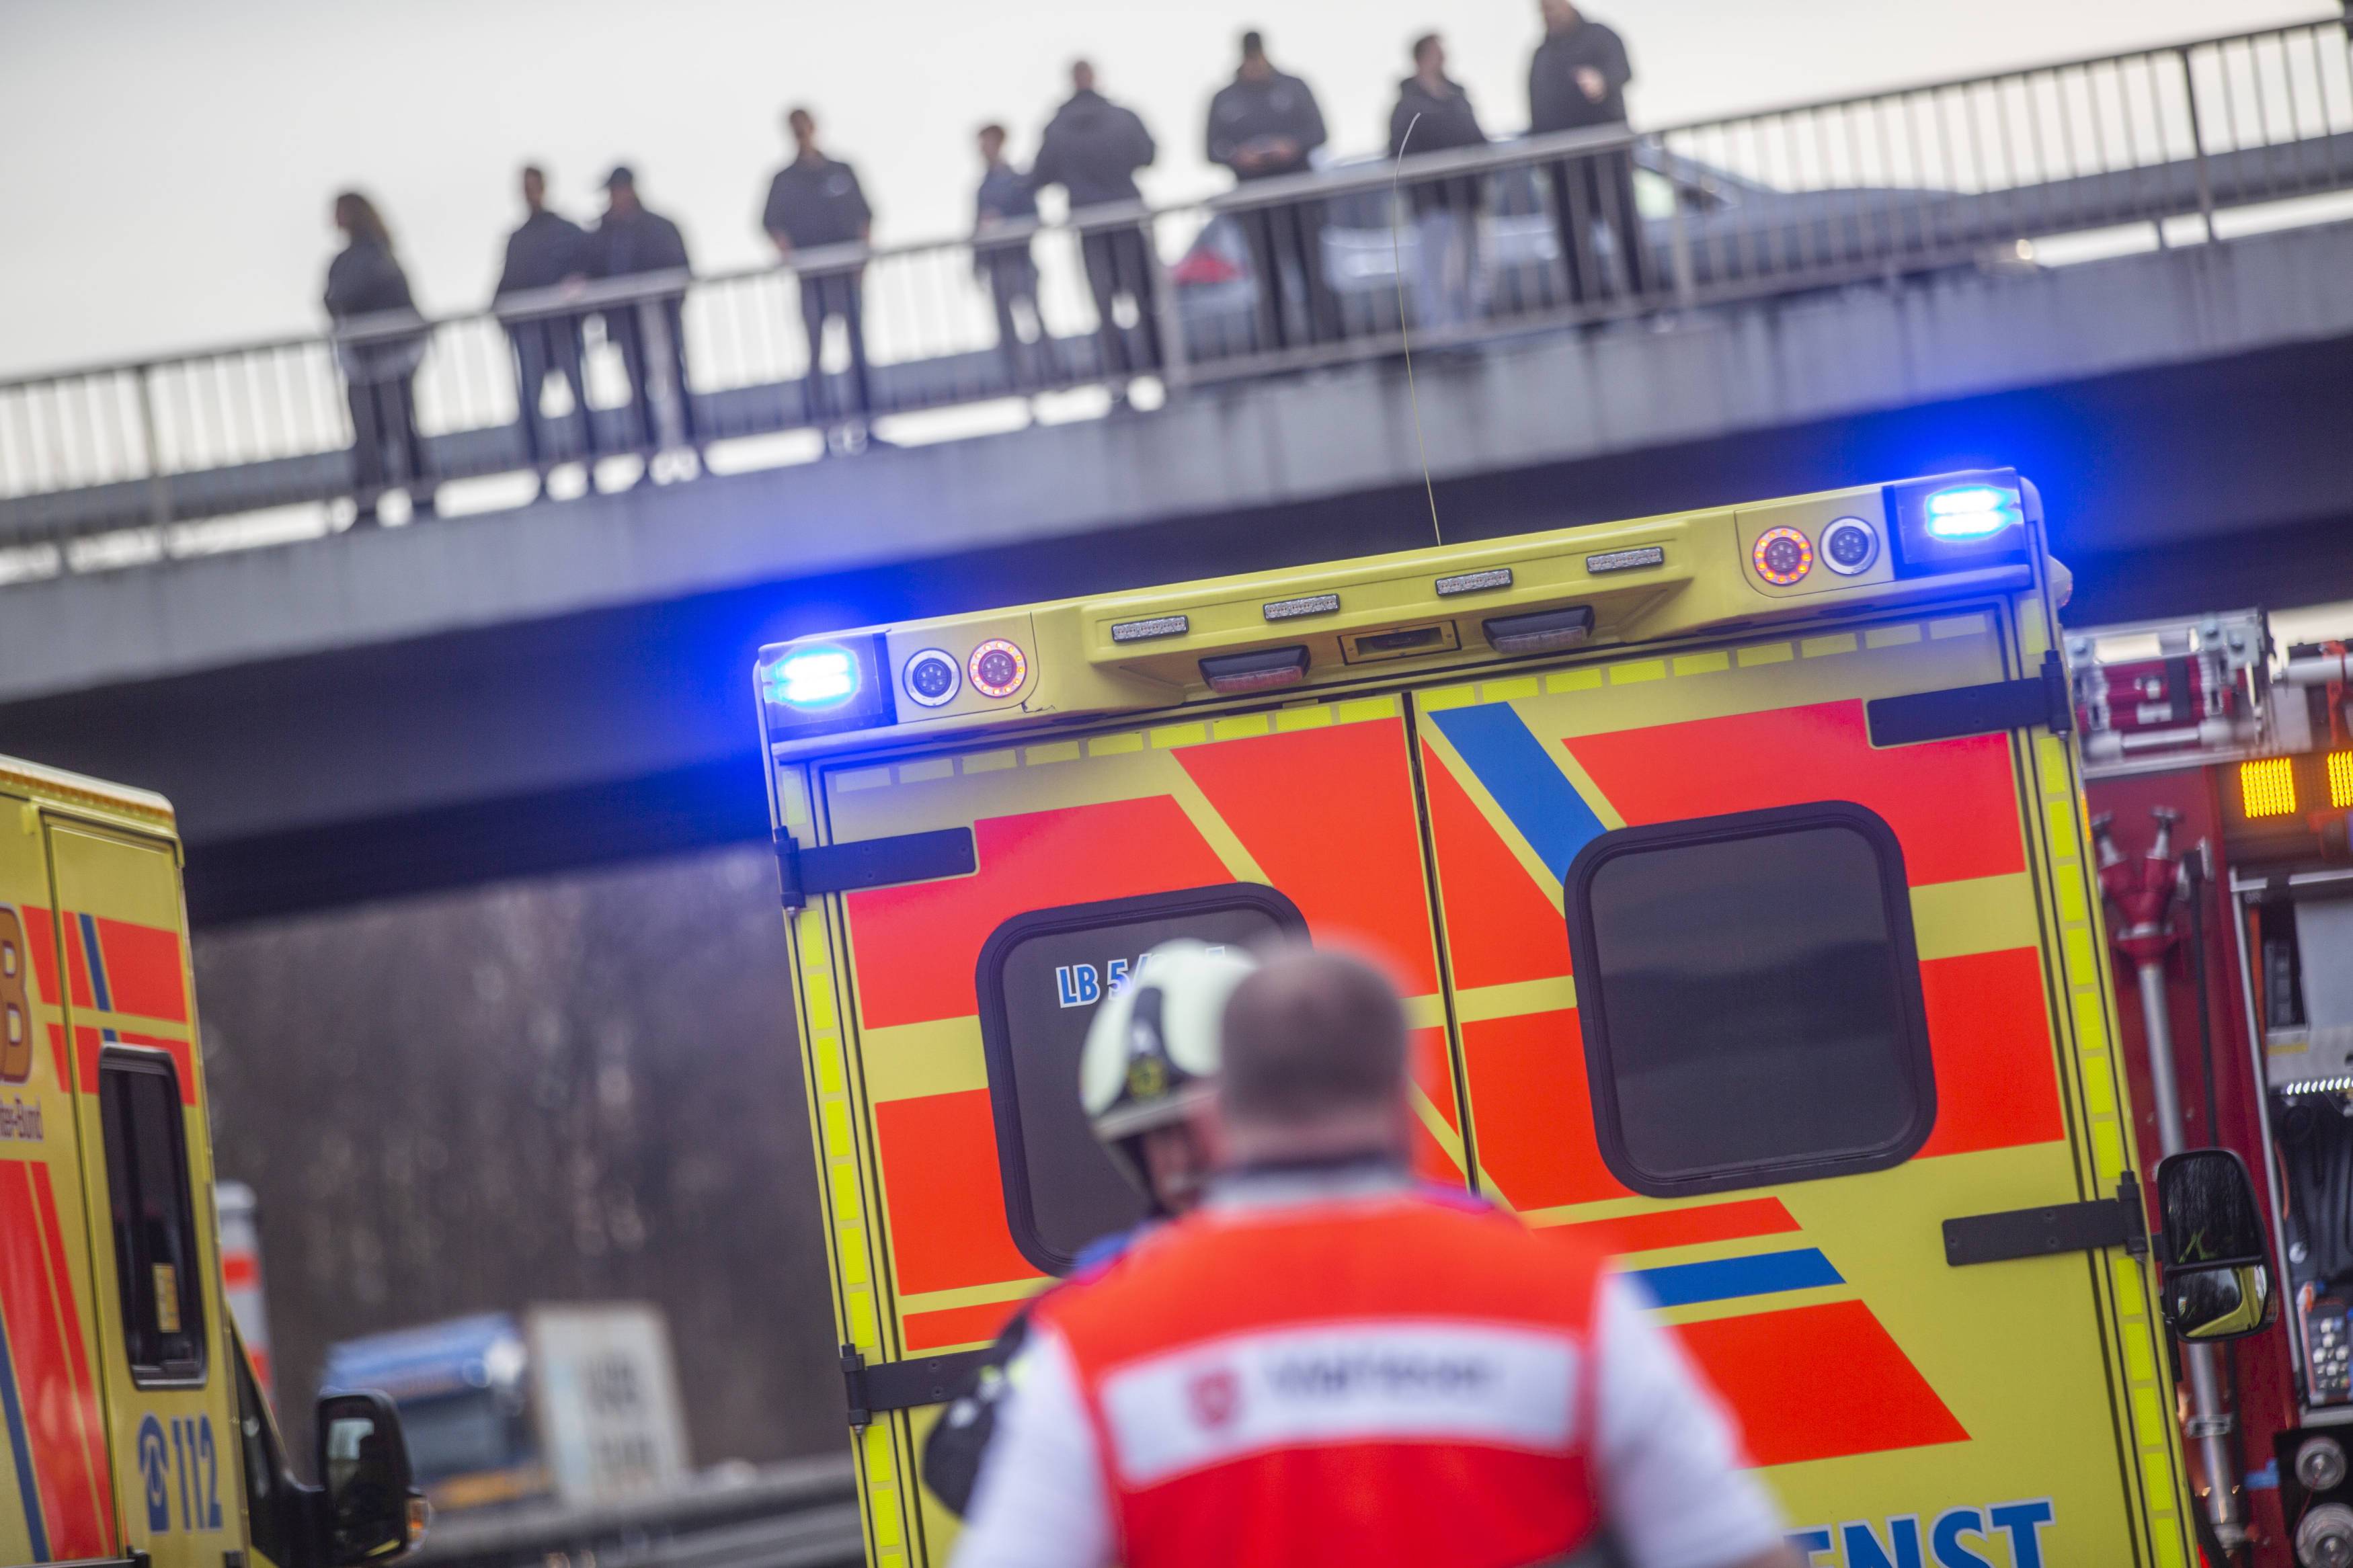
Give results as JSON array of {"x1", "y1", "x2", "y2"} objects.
[
  {"x1": 520, "y1": 165, "x2": 546, "y2": 212},
  {"x1": 1412, "y1": 33, "x2": 1445, "y2": 76},
  {"x1": 602, "y1": 166, "x2": 639, "y2": 213},
  {"x1": 1238, "y1": 29, "x2": 1271, "y2": 80},
  {"x1": 1216, "y1": 947, "x2": 1411, "y2": 1167},
  {"x1": 978, "y1": 123, "x2": 1007, "y2": 164},
  {"x1": 1081, "y1": 940, "x2": 1257, "y2": 1215},
  {"x1": 1070, "y1": 58, "x2": 1096, "y2": 95},
  {"x1": 787, "y1": 107, "x2": 818, "y2": 155},
  {"x1": 1540, "y1": 0, "x2": 1581, "y2": 32}
]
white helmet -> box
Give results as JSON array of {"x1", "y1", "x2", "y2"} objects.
[{"x1": 1080, "y1": 940, "x2": 1258, "y2": 1190}]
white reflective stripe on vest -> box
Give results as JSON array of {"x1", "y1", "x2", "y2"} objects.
[{"x1": 1096, "y1": 1319, "x2": 1579, "y2": 1486}]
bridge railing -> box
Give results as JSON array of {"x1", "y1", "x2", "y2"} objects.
[{"x1": 3, "y1": 17, "x2": 2348, "y2": 556}]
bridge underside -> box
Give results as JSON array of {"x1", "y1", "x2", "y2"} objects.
[{"x1": 3, "y1": 321, "x2": 2347, "y2": 924}]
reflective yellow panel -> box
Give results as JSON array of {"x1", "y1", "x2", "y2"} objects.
[
  {"x1": 2241, "y1": 756, "x2": 2299, "y2": 819},
  {"x1": 2331, "y1": 751, "x2": 2353, "y2": 809}
]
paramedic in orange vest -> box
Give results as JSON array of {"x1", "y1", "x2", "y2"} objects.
[{"x1": 953, "y1": 946, "x2": 1801, "y2": 1568}]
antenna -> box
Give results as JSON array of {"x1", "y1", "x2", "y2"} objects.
[{"x1": 1389, "y1": 113, "x2": 1443, "y2": 550}]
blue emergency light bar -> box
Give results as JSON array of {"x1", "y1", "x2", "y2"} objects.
[
  {"x1": 1922, "y1": 485, "x2": 2024, "y2": 540},
  {"x1": 759, "y1": 634, "x2": 896, "y2": 739},
  {"x1": 1883, "y1": 470, "x2": 2029, "y2": 575}
]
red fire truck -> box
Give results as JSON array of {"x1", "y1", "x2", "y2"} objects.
[{"x1": 2073, "y1": 608, "x2": 2353, "y2": 1568}]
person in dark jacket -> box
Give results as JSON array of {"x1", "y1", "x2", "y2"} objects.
[
  {"x1": 323, "y1": 190, "x2": 434, "y2": 525},
  {"x1": 1032, "y1": 60, "x2": 1161, "y2": 386},
  {"x1": 593, "y1": 165, "x2": 698, "y2": 463},
  {"x1": 973, "y1": 123, "x2": 1049, "y2": 391},
  {"x1": 1528, "y1": 0, "x2": 1652, "y2": 304},
  {"x1": 1205, "y1": 30, "x2": 1337, "y2": 352},
  {"x1": 494, "y1": 165, "x2": 595, "y2": 487},
  {"x1": 763, "y1": 108, "x2": 877, "y2": 437},
  {"x1": 1390, "y1": 34, "x2": 1490, "y2": 331}
]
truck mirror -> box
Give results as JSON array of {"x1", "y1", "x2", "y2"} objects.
[
  {"x1": 2155, "y1": 1149, "x2": 2277, "y2": 1343},
  {"x1": 317, "y1": 1391, "x2": 422, "y2": 1564}
]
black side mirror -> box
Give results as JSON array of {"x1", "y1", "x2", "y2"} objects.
[
  {"x1": 316, "y1": 1391, "x2": 420, "y2": 1565},
  {"x1": 2155, "y1": 1149, "x2": 2278, "y2": 1343}
]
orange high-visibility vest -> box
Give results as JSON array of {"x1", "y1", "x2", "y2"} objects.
[{"x1": 1035, "y1": 1182, "x2": 1607, "y2": 1568}]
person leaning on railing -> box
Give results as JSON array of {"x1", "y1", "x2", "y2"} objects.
[
  {"x1": 592, "y1": 165, "x2": 700, "y2": 470},
  {"x1": 764, "y1": 108, "x2": 877, "y2": 447},
  {"x1": 493, "y1": 165, "x2": 597, "y2": 496},
  {"x1": 1031, "y1": 60, "x2": 1162, "y2": 399},
  {"x1": 1527, "y1": 0, "x2": 1652, "y2": 306},
  {"x1": 324, "y1": 191, "x2": 436, "y2": 526},
  {"x1": 973, "y1": 124, "x2": 1051, "y2": 394},
  {"x1": 1205, "y1": 29, "x2": 1338, "y2": 352},
  {"x1": 1390, "y1": 34, "x2": 1492, "y2": 335}
]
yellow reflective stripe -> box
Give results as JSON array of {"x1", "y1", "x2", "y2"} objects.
[
  {"x1": 898, "y1": 1277, "x2": 1049, "y2": 1317},
  {"x1": 861, "y1": 1018, "x2": 988, "y2": 1102},
  {"x1": 1454, "y1": 977, "x2": 1577, "y2": 1023},
  {"x1": 1909, "y1": 873, "x2": 2038, "y2": 962}
]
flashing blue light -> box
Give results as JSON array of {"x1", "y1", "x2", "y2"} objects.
[
  {"x1": 1923, "y1": 485, "x2": 2022, "y2": 540},
  {"x1": 768, "y1": 647, "x2": 860, "y2": 708}
]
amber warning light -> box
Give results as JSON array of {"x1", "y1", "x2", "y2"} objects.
[{"x1": 2239, "y1": 756, "x2": 2297, "y2": 819}]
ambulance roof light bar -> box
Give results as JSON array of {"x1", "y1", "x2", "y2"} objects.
[{"x1": 759, "y1": 634, "x2": 897, "y2": 739}]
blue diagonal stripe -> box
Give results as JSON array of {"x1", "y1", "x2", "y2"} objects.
[
  {"x1": 1626, "y1": 1247, "x2": 1845, "y2": 1309},
  {"x1": 1427, "y1": 702, "x2": 1608, "y2": 882},
  {"x1": 77, "y1": 913, "x2": 110, "y2": 1014},
  {"x1": 0, "y1": 1301, "x2": 50, "y2": 1562}
]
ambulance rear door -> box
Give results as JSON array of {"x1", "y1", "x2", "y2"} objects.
[
  {"x1": 46, "y1": 817, "x2": 243, "y2": 1568},
  {"x1": 1411, "y1": 596, "x2": 2190, "y2": 1567},
  {"x1": 782, "y1": 688, "x2": 1466, "y2": 1567},
  {"x1": 1, "y1": 788, "x2": 120, "y2": 1565}
]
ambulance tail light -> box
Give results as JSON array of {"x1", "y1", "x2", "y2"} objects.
[
  {"x1": 1484, "y1": 606, "x2": 1595, "y2": 656},
  {"x1": 1201, "y1": 647, "x2": 1310, "y2": 694},
  {"x1": 758, "y1": 634, "x2": 897, "y2": 739}
]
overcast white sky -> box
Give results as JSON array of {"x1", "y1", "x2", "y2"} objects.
[{"x1": 0, "y1": 0, "x2": 2316, "y2": 377}]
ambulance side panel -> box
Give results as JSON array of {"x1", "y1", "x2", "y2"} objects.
[
  {"x1": 1411, "y1": 596, "x2": 2190, "y2": 1566},
  {"x1": 46, "y1": 819, "x2": 244, "y2": 1568},
  {"x1": 788, "y1": 694, "x2": 1466, "y2": 1565},
  {"x1": 1, "y1": 791, "x2": 121, "y2": 1565}
]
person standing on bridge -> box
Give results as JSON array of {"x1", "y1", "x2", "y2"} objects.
[
  {"x1": 953, "y1": 946, "x2": 1800, "y2": 1568},
  {"x1": 324, "y1": 190, "x2": 436, "y2": 526},
  {"x1": 1390, "y1": 33, "x2": 1492, "y2": 333},
  {"x1": 593, "y1": 166, "x2": 700, "y2": 474},
  {"x1": 1529, "y1": 0, "x2": 1653, "y2": 306},
  {"x1": 763, "y1": 108, "x2": 878, "y2": 452},
  {"x1": 973, "y1": 123, "x2": 1051, "y2": 394},
  {"x1": 1204, "y1": 30, "x2": 1338, "y2": 354},
  {"x1": 1032, "y1": 60, "x2": 1161, "y2": 399},
  {"x1": 493, "y1": 165, "x2": 596, "y2": 495}
]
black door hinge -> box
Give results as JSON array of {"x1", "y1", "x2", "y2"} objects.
[
  {"x1": 841, "y1": 1342, "x2": 994, "y2": 1429},
  {"x1": 1868, "y1": 649, "x2": 2074, "y2": 747},
  {"x1": 776, "y1": 826, "x2": 976, "y2": 910},
  {"x1": 1944, "y1": 1173, "x2": 2148, "y2": 1267}
]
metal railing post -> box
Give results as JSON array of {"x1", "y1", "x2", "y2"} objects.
[
  {"x1": 134, "y1": 363, "x2": 172, "y2": 530},
  {"x1": 1148, "y1": 216, "x2": 1191, "y2": 400},
  {"x1": 1665, "y1": 155, "x2": 1698, "y2": 311},
  {"x1": 2179, "y1": 47, "x2": 2221, "y2": 243}
]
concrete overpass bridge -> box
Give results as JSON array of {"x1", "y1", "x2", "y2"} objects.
[{"x1": 3, "y1": 17, "x2": 2351, "y2": 921}]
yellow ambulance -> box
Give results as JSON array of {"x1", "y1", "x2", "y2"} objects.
[
  {"x1": 755, "y1": 470, "x2": 2270, "y2": 1568},
  {"x1": 1, "y1": 755, "x2": 421, "y2": 1568}
]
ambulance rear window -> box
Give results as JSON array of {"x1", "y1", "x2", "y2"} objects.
[
  {"x1": 99, "y1": 1049, "x2": 209, "y2": 1384},
  {"x1": 977, "y1": 885, "x2": 1306, "y2": 1274},
  {"x1": 1567, "y1": 802, "x2": 1936, "y2": 1198}
]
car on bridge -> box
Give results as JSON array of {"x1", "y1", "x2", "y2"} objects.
[{"x1": 1170, "y1": 140, "x2": 2036, "y2": 358}]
